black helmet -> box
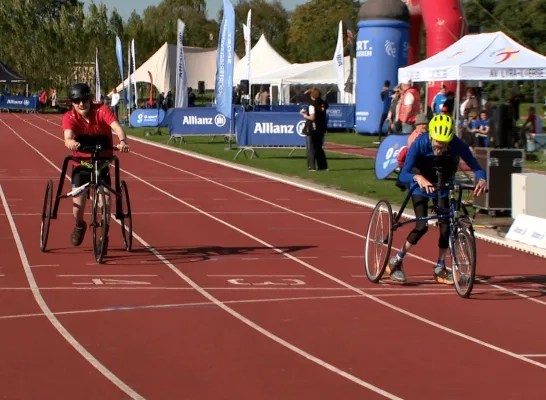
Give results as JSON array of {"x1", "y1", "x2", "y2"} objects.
[{"x1": 69, "y1": 83, "x2": 92, "y2": 101}]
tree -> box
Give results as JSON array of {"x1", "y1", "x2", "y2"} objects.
[{"x1": 287, "y1": 0, "x2": 359, "y2": 63}]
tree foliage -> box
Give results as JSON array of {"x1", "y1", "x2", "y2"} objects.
[{"x1": 2, "y1": 0, "x2": 544, "y2": 103}]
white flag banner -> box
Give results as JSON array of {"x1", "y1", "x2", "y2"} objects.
[
  {"x1": 131, "y1": 39, "x2": 138, "y2": 107},
  {"x1": 244, "y1": 9, "x2": 252, "y2": 82},
  {"x1": 333, "y1": 20, "x2": 345, "y2": 101},
  {"x1": 127, "y1": 43, "x2": 132, "y2": 109},
  {"x1": 175, "y1": 19, "x2": 188, "y2": 108},
  {"x1": 95, "y1": 48, "x2": 101, "y2": 102}
]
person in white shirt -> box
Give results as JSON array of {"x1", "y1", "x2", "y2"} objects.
[{"x1": 110, "y1": 88, "x2": 120, "y2": 119}]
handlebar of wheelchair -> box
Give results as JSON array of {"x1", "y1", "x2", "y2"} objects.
[
  {"x1": 409, "y1": 181, "x2": 488, "y2": 194},
  {"x1": 77, "y1": 145, "x2": 119, "y2": 154}
]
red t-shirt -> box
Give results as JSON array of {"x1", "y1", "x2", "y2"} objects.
[{"x1": 61, "y1": 104, "x2": 117, "y2": 166}]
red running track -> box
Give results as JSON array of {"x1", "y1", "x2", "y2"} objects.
[{"x1": 1, "y1": 112, "x2": 546, "y2": 399}]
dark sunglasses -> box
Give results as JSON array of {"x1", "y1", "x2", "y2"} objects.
[{"x1": 72, "y1": 97, "x2": 90, "y2": 105}]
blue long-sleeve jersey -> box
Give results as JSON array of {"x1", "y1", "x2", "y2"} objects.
[{"x1": 399, "y1": 134, "x2": 487, "y2": 198}]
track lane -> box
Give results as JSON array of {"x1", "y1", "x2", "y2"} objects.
[
  {"x1": 3, "y1": 115, "x2": 404, "y2": 399},
  {"x1": 10, "y1": 114, "x2": 544, "y2": 398}
]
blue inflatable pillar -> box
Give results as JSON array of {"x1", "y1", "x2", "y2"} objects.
[{"x1": 355, "y1": 0, "x2": 410, "y2": 134}]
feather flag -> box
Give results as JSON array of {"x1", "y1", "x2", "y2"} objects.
[
  {"x1": 214, "y1": 0, "x2": 235, "y2": 118},
  {"x1": 175, "y1": 19, "x2": 188, "y2": 108}
]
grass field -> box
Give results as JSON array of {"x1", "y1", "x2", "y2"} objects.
[
  {"x1": 126, "y1": 128, "x2": 474, "y2": 208},
  {"x1": 125, "y1": 101, "x2": 545, "y2": 208}
]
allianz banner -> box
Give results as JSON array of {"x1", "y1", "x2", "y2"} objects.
[
  {"x1": 0, "y1": 95, "x2": 38, "y2": 110},
  {"x1": 236, "y1": 112, "x2": 306, "y2": 147},
  {"x1": 130, "y1": 109, "x2": 165, "y2": 127},
  {"x1": 169, "y1": 107, "x2": 230, "y2": 135}
]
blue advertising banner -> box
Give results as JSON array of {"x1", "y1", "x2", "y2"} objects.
[
  {"x1": 214, "y1": 0, "x2": 235, "y2": 118},
  {"x1": 169, "y1": 107, "x2": 230, "y2": 135},
  {"x1": 355, "y1": 20, "x2": 409, "y2": 134},
  {"x1": 326, "y1": 104, "x2": 355, "y2": 129},
  {"x1": 236, "y1": 112, "x2": 306, "y2": 147},
  {"x1": 130, "y1": 109, "x2": 166, "y2": 127},
  {"x1": 0, "y1": 95, "x2": 38, "y2": 110},
  {"x1": 374, "y1": 134, "x2": 408, "y2": 180}
]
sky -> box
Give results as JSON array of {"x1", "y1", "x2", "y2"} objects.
[{"x1": 81, "y1": 0, "x2": 309, "y2": 20}]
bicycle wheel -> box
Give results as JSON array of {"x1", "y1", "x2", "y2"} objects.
[
  {"x1": 119, "y1": 180, "x2": 132, "y2": 251},
  {"x1": 40, "y1": 179, "x2": 53, "y2": 252},
  {"x1": 452, "y1": 227, "x2": 476, "y2": 298},
  {"x1": 365, "y1": 200, "x2": 394, "y2": 283},
  {"x1": 91, "y1": 186, "x2": 108, "y2": 263}
]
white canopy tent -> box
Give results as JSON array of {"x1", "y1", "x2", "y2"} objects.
[
  {"x1": 398, "y1": 31, "x2": 546, "y2": 82},
  {"x1": 233, "y1": 34, "x2": 290, "y2": 83},
  {"x1": 249, "y1": 56, "x2": 355, "y2": 103},
  {"x1": 113, "y1": 42, "x2": 239, "y2": 97}
]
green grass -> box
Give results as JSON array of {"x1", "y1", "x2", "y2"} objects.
[
  {"x1": 127, "y1": 127, "x2": 407, "y2": 204},
  {"x1": 126, "y1": 99, "x2": 545, "y2": 208}
]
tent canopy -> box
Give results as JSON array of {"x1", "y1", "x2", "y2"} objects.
[
  {"x1": 398, "y1": 31, "x2": 546, "y2": 82},
  {"x1": 233, "y1": 34, "x2": 290, "y2": 83},
  {"x1": 0, "y1": 60, "x2": 27, "y2": 83},
  {"x1": 113, "y1": 42, "x2": 239, "y2": 96},
  {"x1": 250, "y1": 56, "x2": 354, "y2": 86}
]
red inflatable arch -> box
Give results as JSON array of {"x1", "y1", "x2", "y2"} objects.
[{"x1": 405, "y1": 0, "x2": 467, "y2": 103}]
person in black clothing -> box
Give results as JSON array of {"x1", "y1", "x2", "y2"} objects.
[
  {"x1": 300, "y1": 87, "x2": 328, "y2": 171},
  {"x1": 379, "y1": 80, "x2": 393, "y2": 140}
]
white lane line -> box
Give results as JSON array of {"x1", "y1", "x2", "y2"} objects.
[
  {"x1": 0, "y1": 292, "x2": 460, "y2": 322},
  {"x1": 0, "y1": 185, "x2": 144, "y2": 400},
  {"x1": 207, "y1": 275, "x2": 306, "y2": 277},
  {"x1": 56, "y1": 275, "x2": 157, "y2": 277}
]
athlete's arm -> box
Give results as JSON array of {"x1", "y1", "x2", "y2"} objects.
[
  {"x1": 451, "y1": 136, "x2": 488, "y2": 195},
  {"x1": 451, "y1": 136, "x2": 486, "y2": 181},
  {"x1": 63, "y1": 129, "x2": 80, "y2": 150},
  {"x1": 61, "y1": 113, "x2": 80, "y2": 151}
]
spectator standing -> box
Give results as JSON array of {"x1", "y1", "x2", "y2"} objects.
[
  {"x1": 301, "y1": 87, "x2": 328, "y2": 171},
  {"x1": 110, "y1": 88, "x2": 120, "y2": 119}
]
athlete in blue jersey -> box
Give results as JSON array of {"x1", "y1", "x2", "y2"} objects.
[{"x1": 388, "y1": 115, "x2": 488, "y2": 284}]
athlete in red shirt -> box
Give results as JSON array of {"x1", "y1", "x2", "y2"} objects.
[{"x1": 62, "y1": 83, "x2": 129, "y2": 249}]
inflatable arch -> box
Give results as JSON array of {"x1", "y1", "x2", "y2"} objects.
[{"x1": 355, "y1": 0, "x2": 466, "y2": 134}]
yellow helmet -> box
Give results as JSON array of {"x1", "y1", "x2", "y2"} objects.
[{"x1": 429, "y1": 114, "x2": 455, "y2": 143}]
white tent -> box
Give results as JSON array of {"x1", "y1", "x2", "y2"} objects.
[
  {"x1": 114, "y1": 42, "x2": 240, "y2": 95},
  {"x1": 233, "y1": 34, "x2": 290, "y2": 83},
  {"x1": 398, "y1": 31, "x2": 546, "y2": 82},
  {"x1": 248, "y1": 56, "x2": 355, "y2": 103}
]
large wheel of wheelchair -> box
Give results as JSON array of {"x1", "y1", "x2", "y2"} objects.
[
  {"x1": 451, "y1": 226, "x2": 477, "y2": 298},
  {"x1": 40, "y1": 179, "x2": 53, "y2": 252},
  {"x1": 365, "y1": 200, "x2": 394, "y2": 283},
  {"x1": 119, "y1": 180, "x2": 133, "y2": 252},
  {"x1": 91, "y1": 186, "x2": 108, "y2": 263}
]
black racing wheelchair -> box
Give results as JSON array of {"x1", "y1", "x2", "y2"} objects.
[
  {"x1": 40, "y1": 139, "x2": 132, "y2": 264},
  {"x1": 365, "y1": 166, "x2": 482, "y2": 298}
]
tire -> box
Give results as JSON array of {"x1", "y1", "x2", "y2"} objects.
[
  {"x1": 91, "y1": 186, "x2": 108, "y2": 263},
  {"x1": 40, "y1": 180, "x2": 53, "y2": 252},
  {"x1": 452, "y1": 227, "x2": 477, "y2": 298},
  {"x1": 365, "y1": 200, "x2": 394, "y2": 283},
  {"x1": 119, "y1": 180, "x2": 132, "y2": 251}
]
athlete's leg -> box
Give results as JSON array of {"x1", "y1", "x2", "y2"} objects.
[
  {"x1": 70, "y1": 167, "x2": 89, "y2": 246},
  {"x1": 433, "y1": 195, "x2": 453, "y2": 284},
  {"x1": 388, "y1": 195, "x2": 429, "y2": 282}
]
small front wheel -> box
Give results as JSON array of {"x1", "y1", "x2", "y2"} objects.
[
  {"x1": 365, "y1": 200, "x2": 394, "y2": 283},
  {"x1": 119, "y1": 180, "x2": 133, "y2": 252},
  {"x1": 40, "y1": 180, "x2": 54, "y2": 252},
  {"x1": 91, "y1": 186, "x2": 108, "y2": 263},
  {"x1": 452, "y1": 227, "x2": 477, "y2": 298}
]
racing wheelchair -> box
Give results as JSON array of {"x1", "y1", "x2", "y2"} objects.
[
  {"x1": 40, "y1": 141, "x2": 133, "y2": 264},
  {"x1": 365, "y1": 168, "x2": 481, "y2": 298}
]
